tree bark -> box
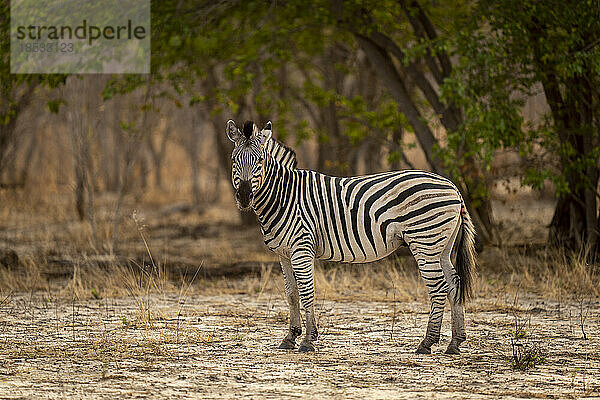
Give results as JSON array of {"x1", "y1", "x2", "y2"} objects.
[
  {"x1": 317, "y1": 48, "x2": 349, "y2": 175},
  {"x1": 545, "y1": 90, "x2": 599, "y2": 252},
  {"x1": 18, "y1": 131, "x2": 38, "y2": 185},
  {"x1": 186, "y1": 114, "x2": 202, "y2": 207},
  {"x1": 111, "y1": 80, "x2": 151, "y2": 253},
  {"x1": 147, "y1": 125, "x2": 171, "y2": 190}
]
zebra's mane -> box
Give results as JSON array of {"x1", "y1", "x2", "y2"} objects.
[{"x1": 265, "y1": 137, "x2": 297, "y2": 170}]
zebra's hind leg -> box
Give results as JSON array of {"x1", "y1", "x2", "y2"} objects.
[
  {"x1": 298, "y1": 305, "x2": 317, "y2": 353},
  {"x1": 412, "y1": 246, "x2": 450, "y2": 354},
  {"x1": 416, "y1": 292, "x2": 447, "y2": 354},
  {"x1": 445, "y1": 293, "x2": 466, "y2": 354},
  {"x1": 441, "y1": 263, "x2": 466, "y2": 354},
  {"x1": 440, "y1": 218, "x2": 466, "y2": 355},
  {"x1": 278, "y1": 256, "x2": 302, "y2": 350},
  {"x1": 291, "y1": 248, "x2": 317, "y2": 353}
]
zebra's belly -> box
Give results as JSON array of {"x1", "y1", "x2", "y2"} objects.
[{"x1": 314, "y1": 230, "x2": 406, "y2": 263}]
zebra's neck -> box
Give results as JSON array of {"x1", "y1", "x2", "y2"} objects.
[
  {"x1": 253, "y1": 155, "x2": 294, "y2": 225},
  {"x1": 264, "y1": 138, "x2": 297, "y2": 170},
  {"x1": 252, "y1": 138, "x2": 298, "y2": 236}
]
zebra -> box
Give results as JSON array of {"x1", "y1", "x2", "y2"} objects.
[{"x1": 227, "y1": 119, "x2": 476, "y2": 354}]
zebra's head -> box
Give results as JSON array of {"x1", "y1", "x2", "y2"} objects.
[{"x1": 226, "y1": 119, "x2": 272, "y2": 211}]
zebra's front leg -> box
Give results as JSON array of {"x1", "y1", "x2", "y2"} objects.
[
  {"x1": 291, "y1": 248, "x2": 318, "y2": 353},
  {"x1": 278, "y1": 256, "x2": 302, "y2": 350}
]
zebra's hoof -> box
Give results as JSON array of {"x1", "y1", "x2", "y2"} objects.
[
  {"x1": 415, "y1": 345, "x2": 431, "y2": 354},
  {"x1": 278, "y1": 339, "x2": 296, "y2": 350},
  {"x1": 445, "y1": 344, "x2": 460, "y2": 355},
  {"x1": 298, "y1": 343, "x2": 315, "y2": 353}
]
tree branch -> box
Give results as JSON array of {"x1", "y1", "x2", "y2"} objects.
[
  {"x1": 368, "y1": 30, "x2": 460, "y2": 132},
  {"x1": 354, "y1": 33, "x2": 443, "y2": 174},
  {"x1": 400, "y1": 0, "x2": 453, "y2": 84}
]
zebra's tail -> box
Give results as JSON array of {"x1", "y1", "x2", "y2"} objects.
[{"x1": 456, "y1": 201, "x2": 477, "y2": 304}]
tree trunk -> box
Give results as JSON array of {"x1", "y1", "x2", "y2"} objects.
[
  {"x1": 544, "y1": 81, "x2": 599, "y2": 253},
  {"x1": 147, "y1": 125, "x2": 171, "y2": 191},
  {"x1": 355, "y1": 34, "x2": 443, "y2": 173},
  {"x1": 204, "y1": 67, "x2": 257, "y2": 227},
  {"x1": 16, "y1": 129, "x2": 38, "y2": 185},
  {"x1": 317, "y1": 48, "x2": 348, "y2": 176},
  {"x1": 74, "y1": 167, "x2": 86, "y2": 220},
  {"x1": 187, "y1": 132, "x2": 201, "y2": 206},
  {"x1": 82, "y1": 134, "x2": 99, "y2": 250},
  {"x1": 525, "y1": 16, "x2": 600, "y2": 255},
  {"x1": 107, "y1": 102, "x2": 123, "y2": 192},
  {"x1": 355, "y1": 30, "x2": 496, "y2": 247},
  {"x1": 549, "y1": 195, "x2": 585, "y2": 249},
  {"x1": 139, "y1": 153, "x2": 149, "y2": 190},
  {"x1": 70, "y1": 121, "x2": 86, "y2": 221},
  {"x1": 111, "y1": 81, "x2": 151, "y2": 254},
  {"x1": 0, "y1": 80, "x2": 38, "y2": 176},
  {"x1": 389, "y1": 127, "x2": 404, "y2": 171}
]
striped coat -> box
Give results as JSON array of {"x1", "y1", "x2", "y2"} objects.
[{"x1": 227, "y1": 120, "x2": 476, "y2": 354}]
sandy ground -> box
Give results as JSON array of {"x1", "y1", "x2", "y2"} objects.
[
  {"x1": 0, "y1": 291, "x2": 598, "y2": 399},
  {"x1": 1, "y1": 191, "x2": 597, "y2": 399}
]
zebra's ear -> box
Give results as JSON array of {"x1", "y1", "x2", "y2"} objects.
[
  {"x1": 226, "y1": 120, "x2": 242, "y2": 143},
  {"x1": 260, "y1": 121, "x2": 272, "y2": 145}
]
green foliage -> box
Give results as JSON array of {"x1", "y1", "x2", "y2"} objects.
[
  {"x1": 0, "y1": 0, "x2": 66, "y2": 125},
  {"x1": 46, "y1": 99, "x2": 66, "y2": 114},
  {"x1": 143, "y1": 0, "x2": 419, "y2": 152},
  {"x1": 90, "y1": 288, "x2": 101, "y2": 300},
  {"x1": 441, "y1": 0, "x2": 600, "y2": 199},
  {"x1": 3, "y1": 0, "x2": 598, "y2": 220}
]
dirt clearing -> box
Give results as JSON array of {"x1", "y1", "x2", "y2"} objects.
[{"x1": 0, "y1": 291, "x2": 598, "y2": 399}]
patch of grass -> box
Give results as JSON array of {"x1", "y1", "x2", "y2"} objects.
[
  {"x1": 511, "y1": 341, "x2": 547, "y2": 371},
  {"x1": 509, "y1": 313, "x2": 547, "y2": 371}
]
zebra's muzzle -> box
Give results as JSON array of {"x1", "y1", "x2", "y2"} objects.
[{"x1": 236, "y1": 180, "x2": 253, "y2": 210}]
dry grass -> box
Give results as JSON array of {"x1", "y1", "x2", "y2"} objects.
[
  {"x1": 1, "y1": 186, "x2": 599, "y2": 305},
  {"x1": 476, "y1": 246, "x2": 600, "y2": 301},
  {"x1": 4, "y1": 181, "x2": 598, "y2": 307},
  {"x1": 1, "y1": 245, "x2": 598, "y2": 311}
]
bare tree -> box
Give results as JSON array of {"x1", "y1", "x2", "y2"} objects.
[
  {"x1": 64, "y1": 77, "x2": 102, "y2": 250},
  {"x1": 146, "y1": 122, "x2": 171, "y2": 190},
  {"x1": 110, "y1": 79, "x2": 152, "y2": 253},
  {"x1": 0, "y1": 81, "x2": 39, "y2": 182}
]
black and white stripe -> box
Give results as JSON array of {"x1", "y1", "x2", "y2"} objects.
[{"x1": 227, "y1": 120, "x2": 476, "y2": 354}]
